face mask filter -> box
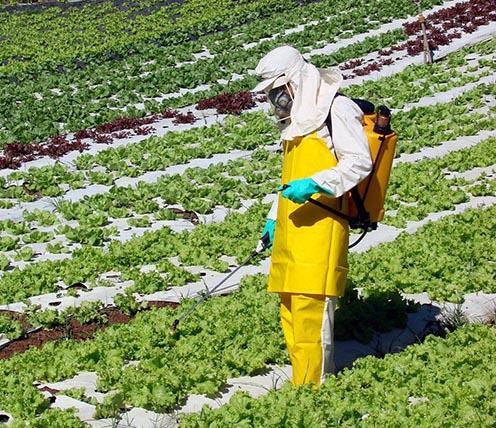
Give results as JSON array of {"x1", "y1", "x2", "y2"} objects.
[{"x1": 268, "y1": 84, "x2": 293, "y2": 121}]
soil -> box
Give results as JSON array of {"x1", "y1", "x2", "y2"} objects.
[
  {"x1": 146, "y1": 300, "x2": 179, "y2": 309},
  {"x1": 170, "y1": 207, "x2": 200, "y2": 225},
  {"x1": 38, "y1": 385, "x2": 60, "y2": 395},
  {"x1": 0, "y1": 328, "x2": 62, "y2": 360},
  {"x1": 0, "y1": 301, "x2": 177, "y2": 360}
]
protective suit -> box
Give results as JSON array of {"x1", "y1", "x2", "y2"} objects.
[{"x1": 254, "y1": 46, "x2": 372, "y2": 386}]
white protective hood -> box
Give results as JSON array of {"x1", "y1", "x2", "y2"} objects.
[{"x1": 253, "y1": 45, "x2": 343, "y2": 141}]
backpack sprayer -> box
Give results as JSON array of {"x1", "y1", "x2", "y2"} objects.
[
  {"x1": 307, "y1": 96, "x2": 397, "y2": 248},
  {"x1": 281, "y1": 98, "x2": 397, "y2": 248}
]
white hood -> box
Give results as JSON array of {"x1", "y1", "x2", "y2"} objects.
[{"x1": 253, "y1": 45, "x2": 343, "y2": 141}]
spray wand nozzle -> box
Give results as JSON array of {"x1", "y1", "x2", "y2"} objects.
[{"x1": 171, "y1": 232, "x2": 271, "y2": 332}]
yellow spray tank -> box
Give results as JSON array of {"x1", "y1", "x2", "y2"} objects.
[
  {"x1": 309, "y1": 101, "x2": 397, "y2": 246},
  {"x1": 348, "y1": 106, "x2": 397, "y2": 224}
]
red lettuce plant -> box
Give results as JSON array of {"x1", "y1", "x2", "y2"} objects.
[{"x1": 196, "y1": 91, "x2": 256, "y2": 115}]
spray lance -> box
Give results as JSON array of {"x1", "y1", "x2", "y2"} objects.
[
  {"x1": 170, "y1": 85, "x2": 289, "y2": 331},
  {"x1": 170, "y1": 83, "x2": 289, "y2": 332},
  {"x1": 171, "y1": 231, "x2": 272, "y2": 331}
]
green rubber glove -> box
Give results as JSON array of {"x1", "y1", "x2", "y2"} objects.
[
  {"x1": 257, "y1": 219, "x2": 276, "y2": 252},
  {"x1": 279, "y1": 178, "x2": 333, "y2": 204},
  {"x1": 262, "y1": 219, "x2": 276, "y2": 247}
]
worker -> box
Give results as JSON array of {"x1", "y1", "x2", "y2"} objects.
[{"x1": 253, "y1": 45, "x2": 372, "y2": 386}]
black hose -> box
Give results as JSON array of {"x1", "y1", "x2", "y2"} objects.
[{"x1": 349, "y1": 228, "x2": 368, "y2": 249}]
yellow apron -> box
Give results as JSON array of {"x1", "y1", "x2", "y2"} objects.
[{"x1": 268, "y1": 132, "x2": 349, "y2": 297}]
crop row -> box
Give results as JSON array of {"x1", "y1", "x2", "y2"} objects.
[
  {"x1": 47, "y1": 131, "x2": 496, "y2": 222},
  {"x1": 0, "y1": 29, "x2": 492, "y2": 171},
  {"x1": 0, "y1": 144, "x2": 279, "y2": 211},
  {"x1": 1, "y1": 81, "x2": 493, "y2": 209},
  {"x1": 0, "y1": 0, "x2": 298, "y2": 75},
  {"x1": 0, "y1": 270, "x2": 417, "y2": 356},
  {"x1": 0, "y1": 150, "x2": 281, "y2": 264},
  {"x1": 67, "y1": 131, "x2": 496, "y2": 223},
  {"x1": 11, "y1": 72, "x2": 496, "y2": 184},
  {"x1": 346, "y1": 35, "x2": 496, "y2": 107},
  {"x1": 385, "y1": 136, "x2": 496, "y2": 227},
  {"x1": 0, "y1": 105, "x2": 210, "y2": 171},
  {"x1": 0, "y1": 300, "x2": 115, "y2": 341},
  {"x1": 137, "y1": 3, "x2": 493, "y2": 109},
  {"x1": 1, "y1": 203, "x2": 495, "y2": 422},
  {"x1": 391, "y1": 82, "x2": 495, "y2": 154},
  {"x1": 0, "y1": 274, "x2": 283, "y2": 421},
  {"x1": 180, "y1": 323, "x2": 496, "y2": 427},
  {"x1": 73, "y1": 111, "x2": 276, "y2": 174},
  {"x1": 0, "y1": 201, "x2": 269, "y2": 304},
  {"x1": 350, "y1": 205, "x2": 496, "y2": 302},
  {"x1": 0, "y1": 127, "x2": 495, "y2": 276},
  {"x1": 0, "y1": 131, "x2": 492, "y2": 272},
  {"x1": 1, "y1": 148, "x2": 495, "y2": 306},
  {"x1": 0, "y1": 270, "x2": 423, "y2": 424},
  {"x1": 468, "y1": 175, "x2": 496, "y2": 196},
  {"x1": 326, "y1": 0, "x2": 496, "y2": 79},
  {"x1": 3, "y1": 0, "x2": 391, "y2": 78},
  {"x1": 0, "y1": 111, "x2": 278, "y2": 201},
  {"x1": 2, "y1": 0, "x2": 436, "y2": 77},
  {"x1": 0, "y1": 0, "x2": 447, "y2": 145}
]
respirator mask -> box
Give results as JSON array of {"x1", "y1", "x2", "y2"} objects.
[{"x1": 268, "y1": 82, "x2": 294, "y2": 123}]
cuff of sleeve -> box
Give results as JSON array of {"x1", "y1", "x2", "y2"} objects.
[{"x1": 311, "y1": 173, "x2": 336, "y2": 197}]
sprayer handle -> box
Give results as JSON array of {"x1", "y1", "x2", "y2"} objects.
[
  {"x1": 261, "y1": 231, "x2": 271, "y2": 249},
  {"x1": 256, "y1": 231, "x2": 271, "y2": 253}
]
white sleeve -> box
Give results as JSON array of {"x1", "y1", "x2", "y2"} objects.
[{"x1": 311, "y1": 96, "x2": 372, "y2": 198}]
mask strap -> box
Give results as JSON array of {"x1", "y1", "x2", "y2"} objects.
[{"x1": 284, "y1": 82, "x2": 295, "y2": 101}]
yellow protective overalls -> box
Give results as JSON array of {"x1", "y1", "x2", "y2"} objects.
[{"x1": 268, "y1": 131, "x2": 349, "y2": 386}]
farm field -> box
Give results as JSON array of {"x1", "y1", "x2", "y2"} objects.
[{"x1": 0, "y1": 0, "x2": 495, "y2": 426}]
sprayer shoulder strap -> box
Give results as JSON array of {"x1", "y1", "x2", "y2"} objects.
[{"x1": 324, "y1": 93, "x2": 370, "y2": 224}]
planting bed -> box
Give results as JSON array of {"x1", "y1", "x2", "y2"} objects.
[{"x1": 0, "y1": 0, "x2": 495, "y2": 426}]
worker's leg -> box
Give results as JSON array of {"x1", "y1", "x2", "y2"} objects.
[
  {"x1": 289, "y1": 293, "x2": 325, "y2": 385},
  {"x1": 279, "y1": 293, "x2": 295, "y2": 367},
  {"x1": 279, "y1": 293, "x2": 337, "y2": 385},
  {"x1": 320, "y1": 296, "x2": 337, "y2": 381},
  {"x1": 287, "y1": 294, "x2": 337, "y2": 386}
]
